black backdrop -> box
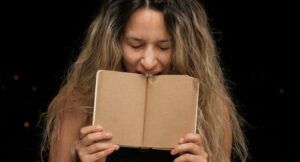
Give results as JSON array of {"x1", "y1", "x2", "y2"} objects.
[{"x1": 0, "y1": 0, "x2": 296, "y2": 161}]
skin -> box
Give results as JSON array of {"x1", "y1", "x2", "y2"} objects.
[{"x1": 121, "y1": 8, "x2": 172, "y2": 76}]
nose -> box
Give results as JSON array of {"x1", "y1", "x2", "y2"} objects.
[{"x1": 140, "y1": 48, "x2": 158, "y2": 71}]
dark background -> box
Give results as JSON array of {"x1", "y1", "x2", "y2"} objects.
[{"x1": 0, "y1": 0, "x2": 296, "y2": 161}]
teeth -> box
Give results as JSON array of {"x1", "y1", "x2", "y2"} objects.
[{"x1": 145, "y1": 73, "x2": 154, "y2": 77}]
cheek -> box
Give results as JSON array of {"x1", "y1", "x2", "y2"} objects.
[
  {"x1": 122, "y1": 50, "x2": 140, "y2": 71},
  {"x1": 155, "y1": 52, "x2": 172, "y2": 73},
  {"x1": 160, "y1": 52, "x2": 172, "y2": 66}
]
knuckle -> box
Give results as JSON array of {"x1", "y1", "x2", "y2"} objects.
[
  {"x1": 183, "y1": 154, "x2": 193, "y2": 161},
  {"x1": 187, "y1": 142, "x2": 196, "y2": 150},
  {"x1": 86, "y1": 134, "x2": 94, "y2": 141},
  {"x1": 80, "y1": 127, "x2": 86, "y2": 136},
  {"x1": 93, "y1": 143, "x2": 104, "y2": 150},
  {"x1": 75, "y1": 144, "x2": 81, "y2": 152},
  {"x1": 94, "y1": 143, "x2": 101, "y2": 150},
  {"x1": 90, "y1": 144, "x2": 98, "y2": 152},
  {"x1": 95, "y1": 151, "x2": 105, "y2": 159},
  {"x1": 75, "y1": 141, "x2": 84, "y2": 153}
]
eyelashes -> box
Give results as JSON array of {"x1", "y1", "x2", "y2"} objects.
[{"x1": 129, "y1": 44, "x2": 170, "y2": 51}]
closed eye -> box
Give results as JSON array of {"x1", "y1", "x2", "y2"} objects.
[
  {"x1": 158, "y1": 45, "x2": 171, "y2": 51},
  {"x1": 159, "y1": 47, "x2": 170, "y2": 51},
  {"x1": 130, "y1": 44, "x2": 143, "y2": 49}
]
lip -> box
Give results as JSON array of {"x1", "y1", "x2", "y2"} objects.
[{"x1": 136, "y1": 71, "x2": 162, "y2": 77}]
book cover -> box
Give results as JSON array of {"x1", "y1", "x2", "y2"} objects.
[{"x1": 93, "y1": 70, "x2": 199, "y2": 149}]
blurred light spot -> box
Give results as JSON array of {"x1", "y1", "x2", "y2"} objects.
[
  {"x1": 13, "y1": 74, "x2": 19, "y2": 81},
  {"x1": 32, "y1": 86, "x2": 37, "y2": 92},
  {"x1": 279, "y1": 88, "x2": 284, "y2": 94},
  {"x1": 24, "y1": 122, "x2": 30, "y2": 128}
]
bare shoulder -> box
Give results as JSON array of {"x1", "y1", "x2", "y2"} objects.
[
  {"x1": 218, "y1": 97, "x2": 233, "y2": 156},
  {"x1": 48, "y1": 98, "x2": 88, "y2": 162}
]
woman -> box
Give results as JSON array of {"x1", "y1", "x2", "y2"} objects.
[{"x1": 42, "y1": 0, "x2": 248, "y2": 162}]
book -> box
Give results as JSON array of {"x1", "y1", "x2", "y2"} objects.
[{"x1": 92, "y1": 70, "x2": 199, "y2": 149}]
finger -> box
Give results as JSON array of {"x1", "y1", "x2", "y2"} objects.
[
  {"x1": 81, "y1": 131, "x2": 112, "y2": 146},
  {"x1": 92, "y1": 147, "x2": 116, "y2": 161},
  {"x1": 79, "y1": 147, "x2": 116, "y2": 162},
  {"x1": 174, "y1": 153, "x2": 197, "y2": 162},
  {"x1": 181, "y1": 133, "x2": 208, "y2": 157},
  {"x1": 84, "y1": 142, "x2": 119, "y2": 154},
  {"x1": 180, "y1": 133, "x2": 202, "y2": 146},
  {"x1": 80, "y1": 125, "x2": 103, "y2": 139},
  {"x1": 171, "y1": 142, "x2": 201, "y2": 155}
]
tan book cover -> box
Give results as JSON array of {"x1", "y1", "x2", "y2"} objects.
[{"x1": 92, "y1": 70, "x2": 199, "y2": 149}]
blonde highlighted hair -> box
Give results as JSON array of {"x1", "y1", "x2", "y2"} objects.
[{"x1": 42, "y1": 0, "x2": 248, "y2": 161}]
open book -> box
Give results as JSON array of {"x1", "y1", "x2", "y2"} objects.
[{"x1": 92, "y1": 70, "x2": 199, "y2": 149}]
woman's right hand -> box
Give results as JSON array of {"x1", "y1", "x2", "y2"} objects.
[{"x1": 75, "y1": 125, "x2": 119, "y2": 162}]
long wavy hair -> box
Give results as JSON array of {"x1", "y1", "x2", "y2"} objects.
[{"x1": 42, "y1": 0, "x2": 248, "y2": 161}]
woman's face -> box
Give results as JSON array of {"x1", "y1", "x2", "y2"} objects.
[{"x1": 121, "y1": 8, "x2": 173, "y2": 76}]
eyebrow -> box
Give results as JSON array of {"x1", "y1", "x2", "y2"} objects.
[{"x1": 125, "y1": 36, "x2": 171, "y2": 43}]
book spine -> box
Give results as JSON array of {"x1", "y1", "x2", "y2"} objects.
[
  {"x1": 92, "y1": 70, "x2": 102, "y2": 125},
  {"x1": 194, "y1": 79, "x2": 199, "y2": 133},
  {"x1": 141, "y1": 77, "x2": 149, "y2": 146}
]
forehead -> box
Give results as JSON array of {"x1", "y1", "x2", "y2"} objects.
[
  {"x1": 123, "y1": 8, "x2": 170, "y2": 40},
  {"x1": 127, "y1": 8, "x2": 164, "y2": 26}
]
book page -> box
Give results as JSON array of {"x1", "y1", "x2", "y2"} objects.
[
  {"x1": 143, "y1": 75, "x2": 199, "y2": 149},
  {"x1": 93, "y1": 70, "x2": 147, "y2": 147}
]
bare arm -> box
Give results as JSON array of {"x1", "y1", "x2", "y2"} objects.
[
  {"x1": 48, "y1": 107, "x2": 87, "y2": 162},
  {"x1": 48, "y1": 102, "x2": 118, "y2": 162}
]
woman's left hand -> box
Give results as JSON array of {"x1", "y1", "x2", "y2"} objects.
[{"x1": 171, "y1": 133, "x2": 208, "y2": 162}]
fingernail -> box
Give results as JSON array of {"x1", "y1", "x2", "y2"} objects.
[
  {"x1": 106, "y1": 132, "x2": 112, "y2": 137},
  {"x1": 171, "y1": 149, "x2": 176, "y2": 155},
  {"x1": 114, "y1": 145, "x2": 120, "y2": 150},
  {"x1": 179, "y1": 138, "x2": 184, "y2": 143},
  {"x1": 96, "y1": 125, "x2": 103, "y2": 130}
]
